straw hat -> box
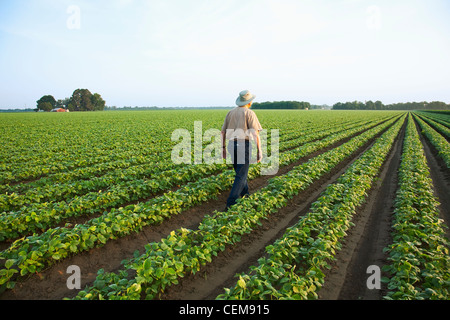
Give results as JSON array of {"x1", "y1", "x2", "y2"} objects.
[{"x1": 236, "y1": 90, "x2": 256, "y2": 107}]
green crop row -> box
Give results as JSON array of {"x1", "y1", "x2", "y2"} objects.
[
  {"x1": 0, "y1": 116, "x2": 377, "y2": 213},
  {"x1": 216, "y1": 115, "x2": 405, "y2": 300},
  {"x1": 71, "y1": 115, "x2": 403, "y2": 300},
  {"x1": 0, "y1": 152, "x2": 173, "y2": 195},
  {"x1": 415, "y1": 111, "x2": 450, "y2": 129},
  {"x1": 0, "y1": 114, "x2": 401, "y2": 291},
  {"x1": 415, "y1": 113, "x2": 450, "y2": 139},
  {"x1": 413, "y1": 113, "x2": 450, "y2": 168},
  {"x1": 0, "y1": 171, "x2": 234, "y2": 290},
  {"x1": 0, "y1": 141, "x2": 172, "y2": 187},
  {"x1": 0, "y1": 115, "x2": 394, "y2": 244},
  {"x1": 382, "y1": 114, "x2": 450, "y2": 300},
  {"x1": 0, "y1": 163, "x2": 225, "y2": 241},
  {"x1": 0, "y1": 152, "x2": 179, "y2": 210},
  {"x1": 0, "y1": 112, "x2": 185, "y2": 185},
  {"x1": 0, "y1": 112, "x2": 397, "y2": 194},
  {"x1": 0, "y1": 117, "x2": 387, "y2": 241},
  {"x1": 0, "y1": 111, "x2": 325, "y2": 185}
]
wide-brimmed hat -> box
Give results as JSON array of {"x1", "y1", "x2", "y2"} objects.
[{"x1": 236, "y1": 90, "x2": 256, "y2": 106}]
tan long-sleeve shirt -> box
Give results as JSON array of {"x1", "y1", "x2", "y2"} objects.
[{"x1": 221, "y1": 107, "x2": 263, "y2": 141}]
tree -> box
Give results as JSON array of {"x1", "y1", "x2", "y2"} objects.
[
  {"x1": 252, "y1": 101, "x2": 310, "y2": 110},
  {"x1": 41, "y1": 102, "x2": 53, "y2": 112},
  {"x1": 91, "y1": 93, "x2": 106, "y2": 111},
  {"x1": 70, "y1": 89, "x2": 93, "y2": 111},
  {"x1": 427, "y1": 101, "x2": 447, "y2": 110},
  {"x1": 375, "y1": 100, "x2": 383, "y2": 110},
  {"x1": 37, "y1": 95, "x2": 57, "y2": 112},
  {"x1": 56, "y1": 98, "x2": 70, "y2": 109},
  {"x1": 365, "y1": 100, "x2": 375, "y2": 110},
  {"x1": 37, "y1": 90, "x2": 106, "y2": 112}
]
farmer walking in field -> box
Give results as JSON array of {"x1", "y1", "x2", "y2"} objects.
[{"x1": 221, "y1": 90, "x2": 263, "y2": 210}]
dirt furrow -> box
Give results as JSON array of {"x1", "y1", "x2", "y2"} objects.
[
  {"x1": 157, "y1": 122, "x2": 398, "y2": 300},
  {"x1": 0, "y1": 132, "x2": 356, "y2": 299},
  {"x1": 318, "y1": 117, "x2": 406, "y2": 300},
  {"x1": 0, "y1": 120, "x2": 394, "y2": 300},
  {"x1": 414, "y1": 118, "x2": 450, "y2": 240},
  {"x1": 319, "y1": 115, "x2": 450, "y2": 300},
  {"x1": 0, "y1": 121, "x2": 381, "y2": 249}
]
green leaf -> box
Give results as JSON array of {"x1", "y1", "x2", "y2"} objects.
[
  {"x1": 6, "y1": 281, "x2": 16, "y2": 289},
  {"x1": 5, "y1": 259, "x2": 16, "y2": 269},
  {"x1": 237, "y1": 276, "x2": 246, "y2": 289},
  {"x1": 165, "y1": 267, "x2": 176, "y2": 276},
  {"x1": 175, "y1": 261, "x2": 184, "y2": 272},
  {"x1": 143, "y1": 259, "x2": 152, "y2": 272},
  {"x1": 155, "y1": 268, "x2": 164, "y2": 278}
]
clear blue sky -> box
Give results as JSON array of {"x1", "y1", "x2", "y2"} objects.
[{"x1": 1, "y1": 0, "x2": 449, "y2": 109}]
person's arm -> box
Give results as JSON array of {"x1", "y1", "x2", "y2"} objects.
[
  {"x1": 221, "y1": 113, "x2": 229, "y2": 160},
  {"x1": 221, "y1": 130, "x2": 227, "y2": 160},
  {"x1": 256, "y1": 131, "x2": 262, "y2": 163},
  {"x1": 247, "y1": 111, "x2": 263, "y2": 163}
]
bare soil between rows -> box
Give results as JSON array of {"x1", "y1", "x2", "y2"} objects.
[
  {"x1": 319, "y1": 116, "x2": 450, "y2": 300},
  {"x1": 159, "y1": 118, "x2": 406, "y2": 300},
  {"x1": 9, "y1": 115, "x2": 450, "y2": 301},
  {"x1": 159, "y1": 115, "x2": 450, "y2": 301},
  {"x1": 415, "y1": 119, "x2": 450, "y2": 240},
  {"x1": 0, "y1": 124, "x2": 369, "y2": 249},
  {"x1": 1, "y1": 121, "x2": 391, "y2": 300},
  {"x1": 318, "y1": 118, "x2": 406, "y2": 300}
]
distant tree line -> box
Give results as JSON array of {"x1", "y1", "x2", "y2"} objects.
[
  {"x1": 252, "y1": 101, "x2": 311, "y2": 109},
  {"x1": 36, "y1": 89, "x2": 106, "y2": 112},
  {"x1": 333, "y1": 100, "x2": 450, "y2": 110}
]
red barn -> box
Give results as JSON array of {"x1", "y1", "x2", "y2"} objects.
[{"x1": 51, "y1": 108, "x2": 69, "y2": 112}]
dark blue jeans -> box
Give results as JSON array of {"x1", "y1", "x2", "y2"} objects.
[{"x1": 226, "y1": 140, "x2": 251, "y2": 209}]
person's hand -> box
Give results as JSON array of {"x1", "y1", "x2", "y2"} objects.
[
  {"x1": 257, "y1": 149, "x2": 263, "y2": 163},
  {"x1": 222, "y1": 147, "x2": 227, "y2": 160}
]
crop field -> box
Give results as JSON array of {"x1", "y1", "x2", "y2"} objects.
[{"x1": 0, "y1": 109, "x2": 449, "y2": 300}]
